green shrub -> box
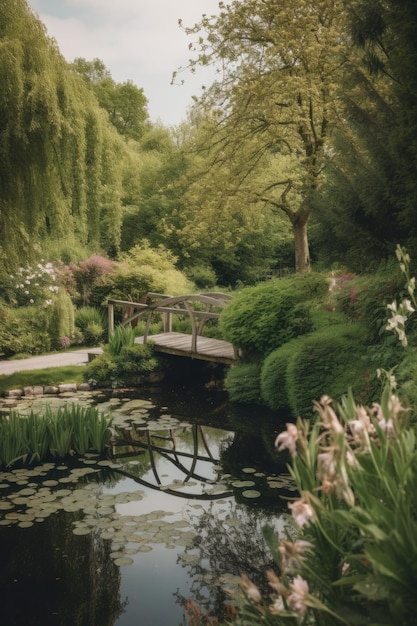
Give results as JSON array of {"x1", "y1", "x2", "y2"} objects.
[
  {"x1": 225, "y1": 362, "x2": 262, "y2": 404},
  {"x1": 395, "y1": 347, "x2": 417, "y2": 415},
  {"x1": 333, "y1": 262, "x2": 404, "y2": 342},
  {"x1": 45, "y1": 291, "x2": 75, "y2": 348},
  {"x1": 114, "y1": 344, "x2": 160, "y2": 379},
  {"x1": 106, "y1": 324, "x2": 136, "y2": 356},
  {"x1": 75, "y1": 306, "x2": 106, "y2": 345},
  {"x1": 286, "y1": 323, "x2": 373, "y2": 417},
  {"x1": 187, "y1": 265, "x2": 217, "y2": 290},
  {"x1": 84, "y1": 340, "x2": 161, "y2": 387},
  {"x1": 100, "y1": 242, "x2": 194, "y2": 304},
  {"x1": 219, "y1": 273, "x2": 327, "y2": 357},
  {"x1": 2, "y1": 305, "x2": 51, "y2": 355},
  {"x1": 260, "y1": 338, "x2": 303, "y2": 410},
  {"x1": 83, "y1": 352, "x2": 117, "y2": 385},
  {"x1": 75, "y1": 306, "x2": 106, "y2": 331}
]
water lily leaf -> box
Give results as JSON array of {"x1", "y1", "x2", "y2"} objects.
[
  {"x1": 73, "y1": 527, "x2": 91, "y2": 535},
  {"x1": 114, "y1": 557, "x2": 134, "y2": 566},
  {"x1": 138, "y1": 545, "x2": 152, "y2": 552},
  {"x1": 242, "y1": 490, "x2": 261, "y2": 498}
]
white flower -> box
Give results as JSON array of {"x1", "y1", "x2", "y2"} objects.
[
  {"x1": 29, "y1": 299, "x2": 34, "y2": 304},
  {"x1": 386, "y1": 313, "x2": 407, "y2": 330},
  {"x1": 241, "y1": 573, "x2": 262, "y2": 603},
  {"x1": 287, "y1": 576, "x2": 309, "y2": 618},
  {"x1": 288, "y1": 499, "x2": 315, "y2": 527},
  {"x1": 269, "y1": 596, "x2": 285, "y2": 613},
  {"x1": 403, "y1": 298, "x2": 415, "y2": 313},
  {"x1": 279, "y1": 539, "x2": 313, "y2": 572},
  {"x1": 317, "y1": 451, "x2": 336, "y2": 477},
  {"x1": 275, "y1": 423, "x2": 299, "y2": 457}
]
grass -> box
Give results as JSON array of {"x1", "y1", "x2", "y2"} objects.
[
  {"x1": 0, "y1": 365, "x2": 85, "y2": 395},
  {"x1": 0, "y1": 404, "x2": 112, "y2": 467}
]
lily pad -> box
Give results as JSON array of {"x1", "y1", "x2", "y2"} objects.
[
  {"x1": 242, "y1": 489, "x2": 261, "y2": 499},
  {"x1": 114, "y1": 556, "x2": 134, "y2": 566}
]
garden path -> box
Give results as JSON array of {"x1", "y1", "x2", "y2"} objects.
[{"x1": 0, "y1": 348, "x2": 102, "y2": 376}]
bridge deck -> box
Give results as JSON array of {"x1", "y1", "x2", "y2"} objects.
[{"x1": 135, "y1": 332, "x2": 236, "y2": 364}]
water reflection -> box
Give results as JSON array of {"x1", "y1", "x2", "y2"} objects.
[
  {"x1": 0, "y1": 503, "x2": 125, "y2": 626},
  {"x1": 0, "y1": 388, "x2": 294, "y2": 625}
]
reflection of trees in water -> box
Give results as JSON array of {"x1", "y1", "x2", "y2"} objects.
[
  {"x1": 0, "y1": 508, "x2": 125, "y2": 626},
  {"x1": 220, "y1": 428, "x2": 284, "y2": 477},
  {"x1": 176, "y1": 500, "x2": 287, "y2": 620}
]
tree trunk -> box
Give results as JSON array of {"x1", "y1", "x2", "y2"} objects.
[{"x1": 292, "y1": 218, "x2": 311, "y2": 273}]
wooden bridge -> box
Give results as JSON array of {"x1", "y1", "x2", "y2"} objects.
[{"x1": 107, "y1": 292, "x2": 238, "y2": 365}]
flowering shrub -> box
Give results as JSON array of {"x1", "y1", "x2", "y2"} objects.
[
  {"x1": 234, "y1": 382, "x2": 417, "y2": 625},
  {"x1": 70, "y1": 254, "x2": 115, "y2": 306},
  {"x1": 5, "y1": 261, "x2": 60, "y2": 307},
  {"x1": 228, "y1": 247, "x2": 417, "y2": 626}
]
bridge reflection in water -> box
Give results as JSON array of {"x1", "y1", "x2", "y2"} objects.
[{"x1": 111, "y1": 423, "x2": 234, "y2": 500}]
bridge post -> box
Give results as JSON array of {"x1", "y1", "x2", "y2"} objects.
[
  {"x1": 163, "y1": 311, "x2": 172, "y2": 333},
  {"x1": 108, "y1": 302, "x2": 115, "y2": 339}
]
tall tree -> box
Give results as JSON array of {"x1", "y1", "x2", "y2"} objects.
[
  {"x1": 176, "y1": 0, "x2": 351, "y2": 272},
  {"x1": 312, "y1": 0, "x2": 417, "y2": 269},
  {"x1": 0, "y1": 1, "x2": 126, "y2": 270},
  {"x1": 71, "y1": 58, "x2": 150, "y2": 141}
]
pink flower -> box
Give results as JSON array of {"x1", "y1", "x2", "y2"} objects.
[
  {"x1": 275, "y1": 423, "x2": 299, "y2": 458},
  {"x1": 287, "y1": 576, "x2": 309, "y2": 617},
  {"x1": 241, "y1": 573, "x2": 262, "y2": 603},
  {"x1": 278, "y1": 539, "x2": 313, "y2": 572},
  {"x1": 288, "y1": 498, "x2": 315, "y2": 527}
]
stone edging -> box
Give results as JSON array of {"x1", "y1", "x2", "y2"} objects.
[{"x1": 4, "y1": 383, "x2": 92, "y2": 398}]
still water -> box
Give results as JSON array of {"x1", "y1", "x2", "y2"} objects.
[{"x1": 0, "y1": 382, "x2": 295, "y2": 626}]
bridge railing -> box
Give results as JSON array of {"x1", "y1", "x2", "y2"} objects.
[{"x1": 107, "y1": 292, "x2": 233, "y2": 353}]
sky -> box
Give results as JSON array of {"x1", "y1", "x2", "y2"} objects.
[{"x1": 27, "y1": 0, "x2": 225, "y2": 126}]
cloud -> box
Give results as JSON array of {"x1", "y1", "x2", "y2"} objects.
[{"x1": 28, "y1": 0, "x2": 226, "y2": 125}]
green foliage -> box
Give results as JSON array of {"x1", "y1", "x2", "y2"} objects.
[
  {"x1": 83, "y1": 352, "x2": 117, "y2": 386},
  {"x1": 0, "y1": 1, "x2": 127, "y2": 271},
  {"x1": 186, "y1": 265, "x2": 218, "y2": 290},
  {"x1": 235, "y1": 384, "x2": 417, "y2": 626},
  {"x1": 75, "y1": 306, "x2": 106, "y2": 344},
  {"x1": 260, "y1": 339, "x2": 303, "y2": 411},
  {"x1": 84, "y1": 339, "x2": 160, "y2": 387},
  {"x1": 225, "y1": 362, "x2": 262, "y2": 404},
  {"x1": 333, "y1": 263, "x2": 404, "y2": 342},
  {"x1": 106, "y1": 324, "x2": 136, "y2": 356},
  {"x1": 45, "y1": 290, "x2": 75, "y2": 348},
  {"x1": 71, "y1": 58, "x2": 149, "y2": 141},
  {"x1": 220, "y1": 274, "x2": 327, "y2": 357},
  {"x1": 0, "y1": 304, "x2": 51, "y2": 356},
  {"x1": 70, "y1": 255, "x2": 115, "y2": 306},
  {"x1": 113, "y1": 344, "x2": 160, "y2": 379},
  {"x1": 0, "y1": 404, "x2": 111, "y2": 467},
  {"x1": 286, "y1": 323, "x2": 373, "y2": 417},
  {"x1": 99, "y1": 242, "x2": 194, "y2": 304}
]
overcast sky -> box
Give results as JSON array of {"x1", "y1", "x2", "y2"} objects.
[{"x1": 27, "y1": 0, "x2": 225, "y2": 126}]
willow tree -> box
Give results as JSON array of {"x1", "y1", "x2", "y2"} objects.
[
  {"x1": 0, "y1": 0, "x2": 126, "y2": 271},
  {"x1": 176, "y1": 0, "x2": 353, "y2": 273}
]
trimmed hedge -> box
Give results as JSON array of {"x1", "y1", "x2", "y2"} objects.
[
  {"x1": 286, "y1": 323, "x2": 373, "y2": 418},
  {"x1": 226, "y1": 362, "x2": 263, "y2": 404},
  {"x1": 260, "y1": 338, "x2": 303, "y2": 410},
  {"x1": 220, "y1": 273, "x2": 328, "y2": 357}
]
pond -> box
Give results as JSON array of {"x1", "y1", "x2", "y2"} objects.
[{"x1": 0, "y1": 381, "x2": 296, "y2": 626}]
